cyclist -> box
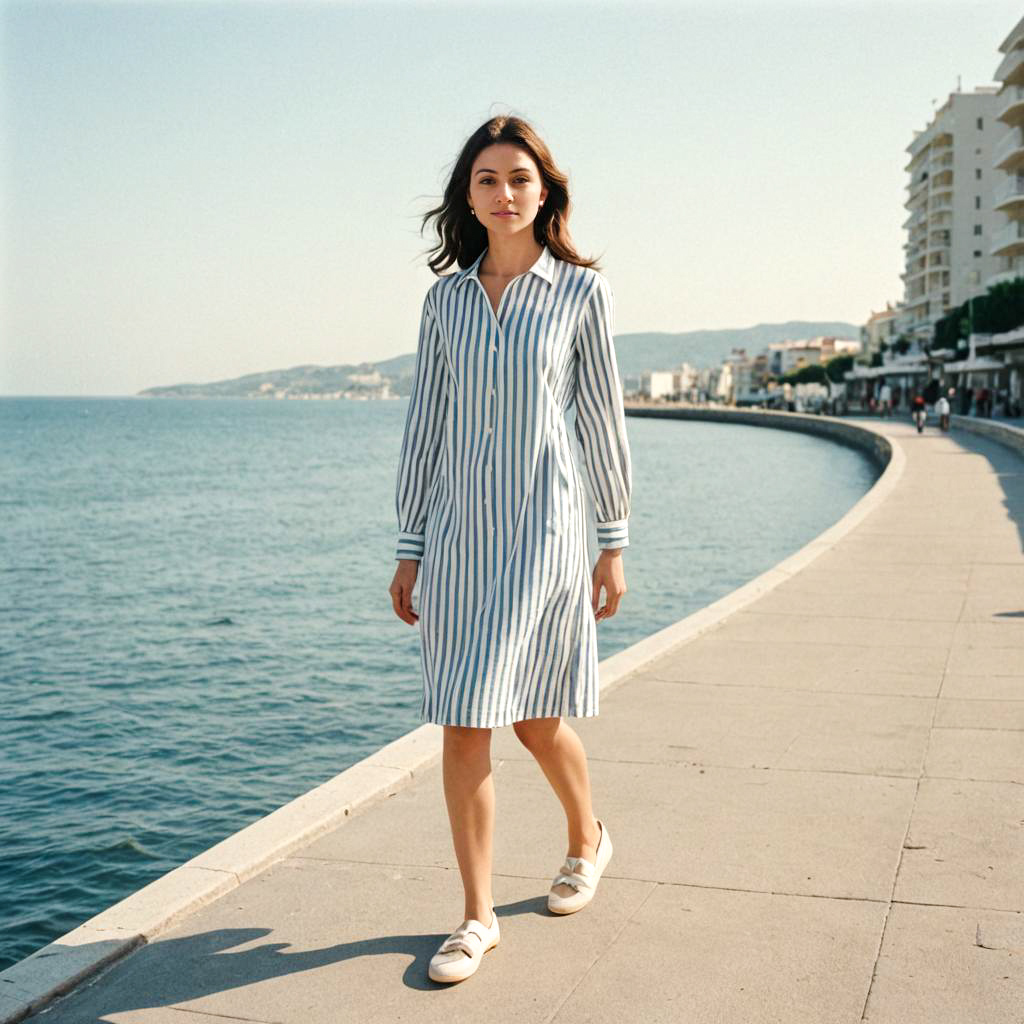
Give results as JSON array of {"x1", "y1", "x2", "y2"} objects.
[{"x1": 911, "y1": 392, "x2": 927, "y2": 433}]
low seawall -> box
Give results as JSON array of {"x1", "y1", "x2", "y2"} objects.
[
  {"x1": 950, "y1": 413, "x2": 1024, "y2": 459},
  {"x1": 623, "y1": 403, "x2": 892, "y2": 471},
  {"x1": 0, "y1": 410, "x2": 902, "y2": 1024}
]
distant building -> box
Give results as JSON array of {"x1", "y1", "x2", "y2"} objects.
[
  {"x1": 673, "y1": 363, "x2": 699, "y2": 401},
  {"x1": 640, "y1": 370, "x2": 676, "y2": 400},
  {"x1": 989, "y1": 14, "x2": 1024, "y2": 288},
  {"x1": 349, "y1": 370, "x2": 385, "y2": 386},
  {"x1": 862, "y1": 304, "x2": 900, "y2": 360},
  {"x1": 898, "y1": 86, "x2": 1001, "y2": 347},
  {"x1": 766, "y1": 337, "x2": 860, "y2": 377}
]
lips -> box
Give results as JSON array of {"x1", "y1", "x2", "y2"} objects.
[{"x1": 493, "y1": 212, "x2": 516, "y2": 216}]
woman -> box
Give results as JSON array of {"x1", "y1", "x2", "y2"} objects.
[{"x1": 388, "y1": 115, "x2": 632, "y2": 984}]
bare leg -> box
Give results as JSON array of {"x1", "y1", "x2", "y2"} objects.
[
  {"x1": 512, "y1": 716, "x2": 601, "y2": 899},
  {"x1": 441, "y1": 724, "x2": 496, "y2": 924}
]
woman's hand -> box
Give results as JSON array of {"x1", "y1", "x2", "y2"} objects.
[
  {"x1": 390, "y1": 559, "x2": 420, "y2": 625},
  {"x1": 592, "y1": 549, "x2": 627, "y2": 621}
]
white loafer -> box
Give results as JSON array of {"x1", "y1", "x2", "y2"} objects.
[
  {"x1": 548, "y1": 818, "x2": 613, "y2": 915},
  {"x1": 428, "y1": 909, "x2": 500, "y2": 983}
]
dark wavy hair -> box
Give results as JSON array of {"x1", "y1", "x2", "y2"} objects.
[{"x1": 420, "y1": 115, "x2": 602, "y2": 276}]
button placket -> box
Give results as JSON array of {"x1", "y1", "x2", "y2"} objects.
[
  {"x1": 487, "y1": 336, "x2": 498, "y2": 538},
  {"x1": 473, "y1": 273, "x2": 515, "y2": 542},
  {"x1": 487, "y1": 368, "x2": 496, "y2": 537}
]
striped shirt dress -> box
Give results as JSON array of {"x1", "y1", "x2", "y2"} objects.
[{"x1": 394, "y1": 243, "x2": 632, "y2": 728}]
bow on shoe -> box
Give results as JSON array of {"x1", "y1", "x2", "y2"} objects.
[
  {"x1": 439, "y1": 924, "x2": 486, "y2": 958},
  {"x1": 552, "y1": 855, "x2": 596, "y2": 892}
]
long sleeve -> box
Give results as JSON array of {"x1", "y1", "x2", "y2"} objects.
[
  {"x1": 395, "y1": 286, "x2": 447, "y2": 561},
  {"x1": 573, "y1": 273, "x2": 632, "y2": 550}
]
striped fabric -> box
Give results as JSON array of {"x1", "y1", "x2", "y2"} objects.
[{"x1": 394, "y1": 243, "x2": 632, "y2": 727}]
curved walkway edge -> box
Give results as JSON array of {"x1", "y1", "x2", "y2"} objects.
[{"x1": 5, "y1": 412, "x2": 1023, "y2": 1024}]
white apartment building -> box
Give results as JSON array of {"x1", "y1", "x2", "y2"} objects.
[
  {"x1": 674, "y1": 362, "x2": 699, "y2": 397},
  {"x1": 899, "y1": 87, "x2": 1001, "y2": 345},
  {"x1": 990, "y1": 15, "x2": 1024, "y2": 287},
  {"x1": 723, "y1": 348, "x2": 755, "y2": 398},
  {"x1": 641, "y1": 370, "x2": 676, "y2": 400},
  {"x1": 861, "y1": 304, "x2": 900, "y2": 358},
  {"x1": 766, "y1": 337, "x2": 861, "y2": 376}
]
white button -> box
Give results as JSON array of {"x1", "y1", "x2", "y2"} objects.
[{"x1": 489, "y1": 388, "x2": 495, "y2": 395}]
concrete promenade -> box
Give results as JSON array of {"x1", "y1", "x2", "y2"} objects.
[{"x1": 15, "y1": 418, "x2": 1024, "y2": 1023}]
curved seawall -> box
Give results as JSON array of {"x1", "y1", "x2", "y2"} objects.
[{"x1": 624, "y1": 403, "x2": 893, "y2": 469}]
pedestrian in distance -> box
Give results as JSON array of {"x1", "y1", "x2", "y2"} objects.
[
  {"x1": 878, "y1": 382, "x2": 892, "y2": 418},
  {"x1": 936, "y1": 391, "x2": 951, "y2": 432},
  {"x1": 388, "y1": 114, "x2": 631, "y2": 985},
  {"x1": 911, "y1": 392, "x2": 927, "y2": 433}
]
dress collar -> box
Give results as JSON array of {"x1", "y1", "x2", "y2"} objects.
[{"x1": 454, "y1": 243, "x2": 555, "y2": 288}]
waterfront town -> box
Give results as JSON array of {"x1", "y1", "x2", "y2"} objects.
[{"x1": 638, "y1": 16, "x2": 1024, "y2": 422}]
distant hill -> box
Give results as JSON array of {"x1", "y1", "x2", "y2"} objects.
[
  {"x1": 138, "y1": 320, "x2": 860, "y2": 398},
  {"x1": 612, "y1": 321, "x2": 861, "y2": 388},
  {"x1": 138, "y1": 361, "x2": 401, "y2": 399}
]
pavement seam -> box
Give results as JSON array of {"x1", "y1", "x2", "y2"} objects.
[
  {"x1": 641, "y1": 675, "x2": 946, "y2": 695},
  {"x1": 164, "y1": 1004, "x2": 283, "y2": 1024},
  {"x1": 542, "y1": 881, "x2": 660, "y2": 1024},
  {"x1": 857, "y1": 564, "x2": 970, "y2": 1022},
  {"x1": 278, "y1": 856, "x2": 896, "y2": 903}
]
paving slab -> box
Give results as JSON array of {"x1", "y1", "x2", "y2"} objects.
[
  {"x1": 11, "y1": 417, "x2": 1023, "y2": 1024},
  {"x1": 548, "y1": 885, "x2": 886, "y2": 1024},
  {"x1": 940, "y1": 672, "x2": 1024, "y2": 701},
  {"x1": 501, "y1": 675, "x2": 935, "y2": 776},
  {"x1": 860, "y1": 903, "x2": 1024, "y2": 1024},
  {"x1": 894, "y1": 777, "x2": 1024, "y2": 911}
]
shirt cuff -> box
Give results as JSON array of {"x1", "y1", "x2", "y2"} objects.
[
  {"x1": 396, "y1": 531, "x2": 425, "y2": 561},
  {"x1": 596, "y1": 517, "x2": 629, "y2": 549}
]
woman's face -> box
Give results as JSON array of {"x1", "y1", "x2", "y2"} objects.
[{"x1": 467, "y1": 143, "x2": 548, "y2": 238}]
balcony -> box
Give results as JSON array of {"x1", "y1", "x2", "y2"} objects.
[
  {"x1": 994, "y1": 125, "x2": 1024, "y2": 170},
  {"x1": 990, "y1": 217, "x2": 1024, "y2": 256},
  {"x1": 907, "y1": 173, "x2": 929, "y2": 199},
  {"x1": 997, "y1": 83, "x2": 1024, "y2": 124},
  {"x1": 986, "y1": 267, "x2": 1024, "y2": 287},
  {"x1": 995, "y1": 173, "x2": 1024, "y2": 211},
  {"x1": 995, "y1": 45, "x2": 1024, "y2": 85}
]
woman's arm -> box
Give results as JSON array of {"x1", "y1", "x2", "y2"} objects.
[
  {"x1": 394, "y1": 286, "x2": 448, "y2": 562},
  {"x1": 573, "y1": 272, "x2": 633, "y2": 553}
]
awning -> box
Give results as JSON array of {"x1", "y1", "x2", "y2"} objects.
[{"x1": 844, "y1": 362, "x2": 929, "y2": 380}]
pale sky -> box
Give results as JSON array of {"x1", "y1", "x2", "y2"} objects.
[{"x1": 1, "y1": 0, "x2": 1019, "y2": 396}]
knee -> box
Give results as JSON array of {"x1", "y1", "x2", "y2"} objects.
[
  {"x1": 443, "y1": 725, "x2": 491, "y2": 756},
  {"x1": 513, "y1": 716, "x2": 560, "y2": 752}
]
